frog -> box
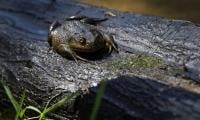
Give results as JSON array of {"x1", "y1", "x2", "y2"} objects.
[{"x1": 48, "y1": 16, "x2": 118, "y2": 63}]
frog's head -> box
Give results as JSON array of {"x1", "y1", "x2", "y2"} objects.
[
  {"x1": 68, "y1": 36, "x2": 97, "y2": 52},
  {"x1": 68, "y1": 30, "x2": 118, "y2": 53}
]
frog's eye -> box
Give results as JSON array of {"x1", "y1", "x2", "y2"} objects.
[{"x1": 78, "y1": 37, "x2": 86, "y2": 46}]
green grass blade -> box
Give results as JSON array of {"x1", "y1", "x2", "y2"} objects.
[
  {"x1": 19, "y1": 91, "x2": 26, "y2": 108},
  {"x1": 20, "y1": 108, "x2": 27, "y2": 119},
  {"x1": 1, "y1": 79, "x2": 23, "y2": 120},
  {"x1": 3, "y1": 85, "x2": 19, "y2": 112},
  {"x1": 24, "y1": 116, "x2": 40, "y2": 120},
  {"x1": 15, "y1": 91, "x2": 26, "y2": 120},
  {"x1": 14, "y1": 90, "x2": 25, "y2": 120},
  {"x1": 89, "y1": 80, "x2": 107, "y2": 120},
  {"x1": 44, "y1": 91, "x2": 80, "y2": 114},
  {"x1": 25, "y1": 106, "x2": 42, "y2": 114},
  {"x1": 44, "y1": 92, "x2": 63, "y2": 111},
  {"x1": 18, "y1": 91, "x2": 26, "y2": 118}
]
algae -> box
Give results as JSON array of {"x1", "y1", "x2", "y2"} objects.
[{"x1": 107, "y1": 54, "x2": 165, "y2": 71}]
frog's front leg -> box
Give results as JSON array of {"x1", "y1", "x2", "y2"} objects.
[
  {"x1": 104, "y1": 34, "x2": 119, "y2": 54},
  {"x1": 57, "y1": 44, "x2": 89, "y2": 63}
]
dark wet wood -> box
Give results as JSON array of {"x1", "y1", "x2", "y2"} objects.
[{"x1": 0, "y1": 0, "x2": 200, "y2": 120}]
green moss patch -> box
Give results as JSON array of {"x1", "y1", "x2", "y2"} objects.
[{"x1": 107, "y1": 54, "x2": 165, "y2": 70}]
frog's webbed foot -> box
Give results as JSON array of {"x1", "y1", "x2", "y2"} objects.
[
  {"x1": 57, "y1": 44, "x2": 90, "y2": 64},
  {"x1": 66, "y1": 16, "x2": 108, "y2": 25}
]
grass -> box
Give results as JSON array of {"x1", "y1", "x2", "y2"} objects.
[
  {"x1": 89, "y1": 80, "x2": 107, "y2": 120},
  {"x1": 1, "y1": 78, "x2": 80, "y2": 120},
  {"x1": 3, "y1": 84, "x2": 26, "y2": 120},
  {"x1": 1, "y1": 75, "x2": 106, "y2": 120}
]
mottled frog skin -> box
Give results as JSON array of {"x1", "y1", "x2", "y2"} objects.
[{"x1": 48, "y1": 16, "x2": 118, "y2": 62}]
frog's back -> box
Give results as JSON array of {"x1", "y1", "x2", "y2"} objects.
[{"x1": 57, "y1": 20, "x2": 96, "y2": 43}]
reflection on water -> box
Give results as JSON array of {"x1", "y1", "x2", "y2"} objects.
[{"x1": 81, "y1": 0, "x2": 200, "y2": 23}]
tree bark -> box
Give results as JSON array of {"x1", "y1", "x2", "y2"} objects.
[{"x1": 0, "y1": 0, "x2": 200, "y2": 120}]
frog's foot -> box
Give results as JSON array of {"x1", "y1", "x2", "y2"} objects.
[
  {"x1": 66, "y1": 16, "x2": 108, "y2": 25},
  {"x1": 109, "y1": 35, "x2": 119, "y2": 53},
  {"x1": 74, "y1": 54, "x2": 90, "y2": 63},
  {"x1": 57, "y1": 44, "x2": 89, "y2": 63},
  {"x1": 106, "y1": 44, "x2": 113, "y2": 56},
  {"x1": 104, "y1": 34, "x2": 119, "y2": 53}
]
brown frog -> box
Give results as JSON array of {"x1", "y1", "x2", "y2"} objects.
[{"x1": 48, "y1": 16, "x2": 118, "y2": 63}]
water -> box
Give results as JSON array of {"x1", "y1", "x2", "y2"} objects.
[{"x1": 81, "y1": 0, "x2": 200, "y2": 23}]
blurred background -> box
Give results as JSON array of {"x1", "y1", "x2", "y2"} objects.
[{"x1": 81, "y1": 0, "x2": 200, "y2": 23}]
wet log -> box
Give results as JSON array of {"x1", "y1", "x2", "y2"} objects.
[{"x1": 0, "y1": 0, "x2": 200, "y2": 120}]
